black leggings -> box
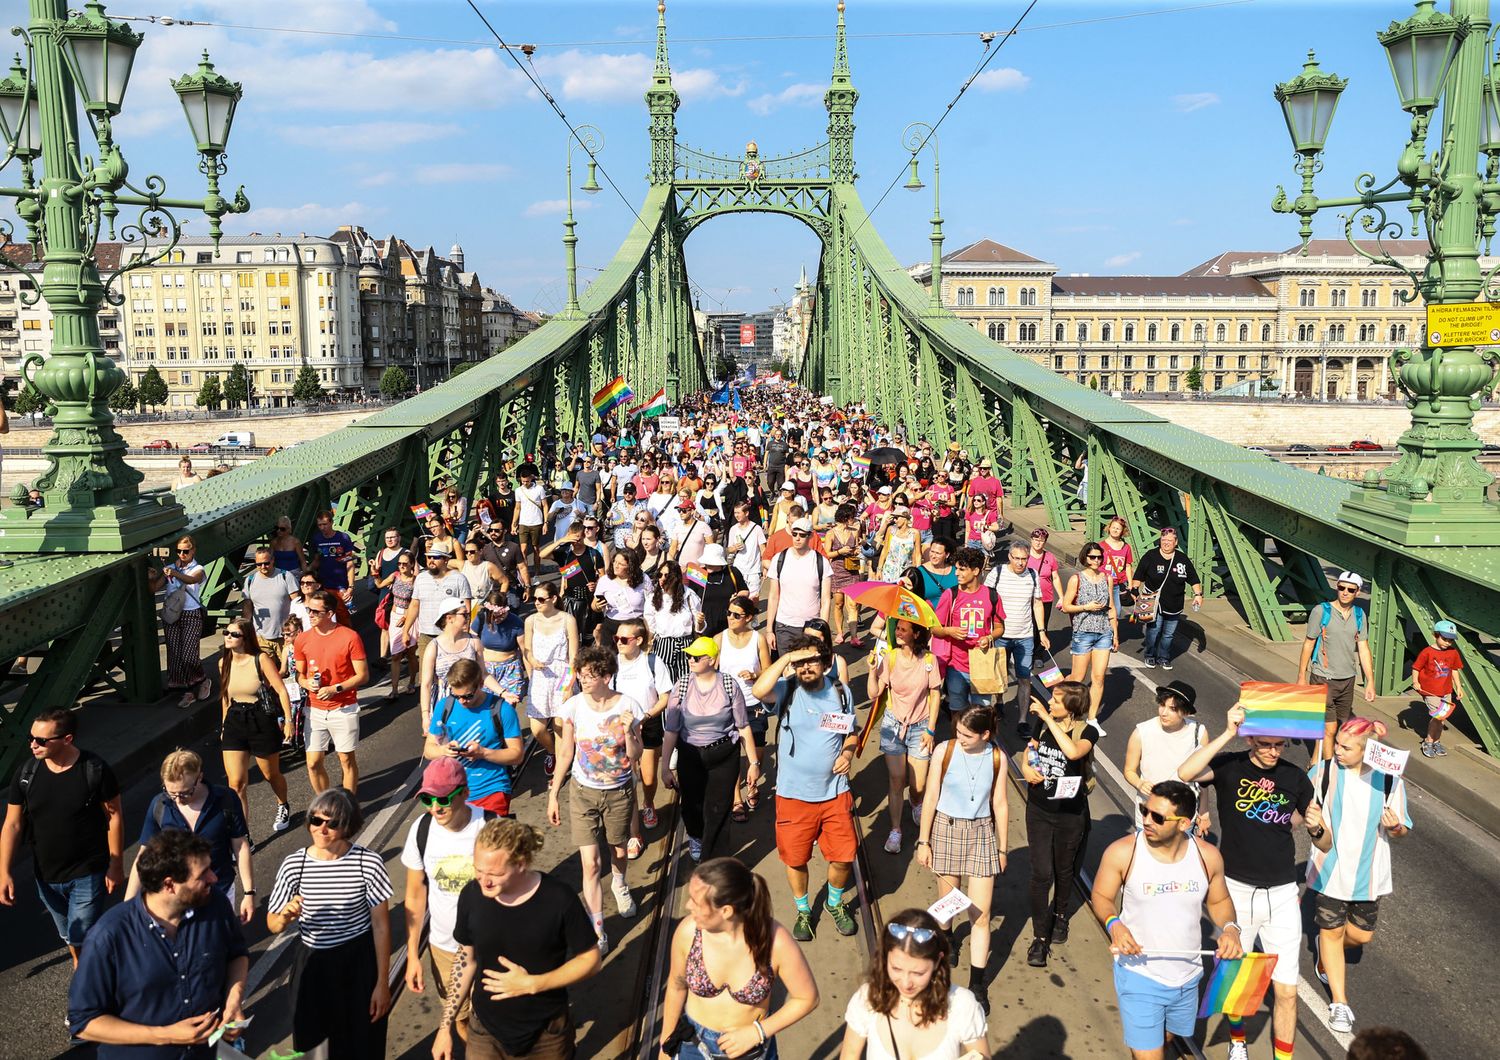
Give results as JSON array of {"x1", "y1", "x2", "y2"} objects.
[
  {"x1": 678, "y1": 738, "x2": 741, "y2": 860},
  {"x1": 1026, "y1": 800, "x2": 1090, "y2": 937}
]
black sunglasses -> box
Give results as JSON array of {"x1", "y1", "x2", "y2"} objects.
[
  {"x1": 29, "y1": 734, "x2": 63, "y2": 746},
  {"x1": 307, "y1": 814, "x2": 338, "y2": 830}
]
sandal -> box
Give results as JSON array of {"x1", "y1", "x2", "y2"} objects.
[
  {"x1": 732, "y1": 804, "x2": 750, "y2": 823},
  {"x1": 627, "y1": 836, "x2": 644, "y2": 860}
]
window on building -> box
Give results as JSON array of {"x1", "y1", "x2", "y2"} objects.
[
  {"x1": 1146, "y1": 355, "x2": 1156, "y2": 369},
  {"x1": 1193, "y1": 323, "x2": 1205, "y2": 341},
  {"x1": 1053, "y1": 355, "x2": 1064, "y2": 370},
  {"x1": 1124, "y1": 355, "x2": 1134, "y2": 369},
  {"x1": 1299, "y1": 288, "x2": 1314, "y2": 307},
  {"x1": 1170, "y1": 323, "x2": 1181, "y2": 342},
  {"x1": 1078, "y1": 323, "x2": 1089, "y2": 342},
  {"x1": 956, "y1": 286, "x2": 975, "y2": 307},
  {"x1": 988, "y1": 287, "x2": 1004, "y2": 306},
  {"x1": 987, "y1": 322, "x2": 1006, "y2": 341},
  {"x1": 1361, "y1": 288, "x2": 1376, "y2": 307},
  {"x1": 1238, "y1": 323, "x2": 1249, "y2": 342},
  {"x1": 1054, "y1": 322, "x2": 1065, "y2": 342},
  {"x1": 1100, "y1": 354, "x2": 1111, "y2": 370},
  {"x1": 1124, "y1": 324, "x2": 1135, "y2": 342},
  {"x1": 1214, "y1": 355, "x2": 1224, "y2": 368},
  {"x1": 195, "y1": 252, "x2": 212, "y2": 264},
  {"x1": 1122, "y1": 374, "x2": 1134, "y2": 391},
  {"x1": 1215, "y1": 323, "x2": 1227, "y2": 342},
  {"x1": 1145, "y1": 375, "x2": 1156, "y2": 392},
  {"x1": 1237, "y1": 356, "x2": 1247, "y2": 369},
  {"x1": 1213, "y1": 374, "x2": 1224, "y2": 389},
  {"x1": 1261, "y1": 323, "x2": 1272, "y2": 342},
  {"x1": 1147, "y1": 323, "x2": 1158, "y2": 342},
  {"x1": 1101, "y1": 323, "x2": 1113, "y2": 342},
  {"x1": 305, "y1": 250, "x2": 317, "y2": 263},
  {"x1": 1331, "y1": 288, "x2": 1347, "y2": 307},
  {"x1": 1023, "y1": 322, "x2": 1038, "y2": 341},
  {"x1": 1169, "y1": 374, "x2": 1179, "y2": 390}
]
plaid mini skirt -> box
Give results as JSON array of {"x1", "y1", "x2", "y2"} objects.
[{"x1": 930, "y1": 811, "x2": 1003, "y2": 878}]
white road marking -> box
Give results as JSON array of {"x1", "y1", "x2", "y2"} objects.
[
  {"x1": 1092, "y1": 651, "x2": 1351, "y2": 1053},
  {"x1": 244, "y1": 757, "x2": 427, "y2": 997}
]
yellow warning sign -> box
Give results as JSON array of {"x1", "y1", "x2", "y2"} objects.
[{"x1": 1425, "y1": 302, "x2": 1500, "y2": 348}]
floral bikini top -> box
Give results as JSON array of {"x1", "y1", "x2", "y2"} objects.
[{"x1": 685, "y1": 928, "x2": 773, "y2": 1005}]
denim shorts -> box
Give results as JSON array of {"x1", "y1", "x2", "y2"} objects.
[
  {"x1": 674, "y1": 1013, "x2": 778, "y2": 1060},
  {"x1": 1113, "y1": 962, "x2": 1198, "y2": 1050},
  {"x1": 1070, "y1": 627, "x2": 1114, "y2": 655},
  {"x1": 879, "y1": 711, "x2": 932, "y2": 760},
  {"x1": 36, "y1": 871, "x2": 107, "y2": 947}
]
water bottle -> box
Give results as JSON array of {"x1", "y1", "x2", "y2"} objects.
[
  {"x1": 1026, "y1": 746, "x2": 1041, "y2": 773},
  {"x1": 1192, "y1": 600, "x2": 1201, "y2": 613},
  {"x1": 309, "y1": 663, "x2": 321, "y2": 694}
]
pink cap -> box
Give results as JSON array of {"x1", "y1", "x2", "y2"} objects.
[{"x1": 418, "y1": 757, "x2": 468, "y2": 798}]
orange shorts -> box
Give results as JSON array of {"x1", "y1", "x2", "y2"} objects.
[{"x1": 775, "y1": 790, "x2": 857, "y2": 866}]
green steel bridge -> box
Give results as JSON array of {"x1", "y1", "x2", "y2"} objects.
[{"x1": 3, "y1": 2, "x2": 1500, "y2": 782}]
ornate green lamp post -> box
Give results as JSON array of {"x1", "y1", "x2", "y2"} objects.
[
  {"x1": 1270, "y1": 0, "x2": 1500, "y2": 546},
  {"x1": 902, "y1": 121, "x2": 943, "y2": 315},
  {"x1": 561, "y1": 124, "x2": 603, "y2": 319},
  {"x1": 0, "y1": 0, "x2": 249, "y2": 553}
]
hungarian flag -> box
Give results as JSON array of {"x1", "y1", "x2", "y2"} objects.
[{"x1": 629, "y1": 387, "x2": 669, "y2": 419}]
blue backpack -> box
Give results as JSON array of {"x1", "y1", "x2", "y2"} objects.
[{"x1": 1312, "y1": 601, "x2": 1364, "y2": 668}]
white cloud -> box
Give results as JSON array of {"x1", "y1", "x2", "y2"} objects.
[
  {"x1": 1173, "y1": 92, "x2": 1221, "y2": 113},
  {"x1": 1104, "y1": 251, "x2": 1143, "y2": 268},
  {"x1": 276, "y1": 48, "x2": 530, "y2": 112},
  {"x1": 531, "y1": 49, "x2": 742, "y2": 103},
  {"x1": 282, "y1": 121, "x2": 463, "y2": 150},
  {"x1": 359, "y1": 163, "x2": 512, "y2": 188},
  {"x1": 748, "y1": 83, "x2": 824, "y2": 116},
  {"x1": 972, "y1": 68, "x2": 1030, "y2": 92},
  {"x1": 225, "y1": 200, "x2": 380, "y2": 233},
  {"x1": 525, "y1": 199, "x2": 597, "y2": 217}
]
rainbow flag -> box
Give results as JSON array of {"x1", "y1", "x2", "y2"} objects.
[
  {"x1": 410, "y1": 503, "x2": 434, "y2": 520},
  {"x1": 1238, "y1": 681, "x2": 1326, "y2": 741},
  {"x1": 710, "y1": 423, "x2": 730, "y2": 441},
  {"x1": 851, "y1": 454, "x2": 871, "y2": 474},
  {"x1": 683, "y1": 563, "x2": 708, "y2": 589},
  {"x1": 591, "y1": 377, "x2": 634, "y2": 417},
  {"x1": 1037, "y1": 663, "x2": 1064, "y2": 687},
  {"x1": 560, "y1": 559, "x2": 583, "y2": 582},
  {"x1": 1197, "y1": 953, "x2": 1277, "y2": 1019}
]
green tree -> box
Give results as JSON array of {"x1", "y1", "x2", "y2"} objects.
[
  {"x1": 292, "y1": 365, "x2": 325, "y2": 405},
  {"x1": 379, "y1": 365, "x2": 412, "y2": 401},
  {"x1": 714, "y1": 349, "x2": 738, "y2": 383},
  {"x1": 109, "y1": 379, "x2": 139, "y2": 413},
  {"x1": 1184, "y1": 365, "x2": 1204, "y2": 393},
  {"x1": 222, "y1": 363, "x2": 250, "y2": 408},
  {"x1": 12, "y1": 383, "x2": 44, "y2": 416},
  {"x1": 137, "y1": 366, "x2": 169, "y2": 411},
  {"x1": 450, "y1": 360, "x2": 476, "y2": 377},
  {"x1": 195, "y1": 374, "x2": 223, "y2": 410}
]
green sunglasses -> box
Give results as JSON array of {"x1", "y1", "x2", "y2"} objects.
[{"x1": 419, "y1": 789, "x2": 464, "y2": 808}]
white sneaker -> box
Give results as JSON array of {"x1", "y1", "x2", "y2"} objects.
[
  {"x1": 687, "y1": 837, "x2": 703, "y2": 862},
  {"x1": 272, "y1": 802, "x2": 291, "y2": 832},
  {"x1": 883, "y1": 829, "x2": 902, "y2": 854},
  {"x1": 611, "y1": 875, "x2": 636, "y2": 917},
  {"x1": 596, "y1": 931, "x2": 609, "y2": 957},
  {"x1": 1329, "y1": 1002, "x2": 1355, "y2": 1033},
  {"x1": 1227, "y1": 1043, "x2": 1249, "y2": 1060}
]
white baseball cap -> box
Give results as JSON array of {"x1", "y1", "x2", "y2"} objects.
[
  {"x1": 1336, "y1": 571, "x2": 1364, "y2": 590},
  {"x1": 791, "y1": 518, "x2": 813, "y2": 533}
]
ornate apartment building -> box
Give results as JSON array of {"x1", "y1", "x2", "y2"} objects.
[{"x1": 910, "y1": 238, "x2": 1447, "y2": 400}]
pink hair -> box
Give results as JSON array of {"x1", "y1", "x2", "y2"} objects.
[{"x1": 1339, "y1": 716, "x2": 1388, "y2": 741}]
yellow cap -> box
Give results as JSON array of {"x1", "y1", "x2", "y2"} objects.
[{"x1": 683, "y1": 636, "x2": 719, "y2": 658}]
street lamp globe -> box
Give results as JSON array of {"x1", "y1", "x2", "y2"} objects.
[
  {"x1": 1377, "y1": 0, "x2": 1467, "y2": 115},
  {"x1": 171, "y1": 51, "x2": 242, "y2": 155},
  {"x1": 60, "y1": 0, "x2": 143, "y2": 116},
  {"x1": 1273, "y1": 50, "x2": 1347, "y2": 155},
  {"x1": 581, "y1": 157, "x2": 602, "y2": 194},
  {"x1": 0, "y1": 57, "x2": 41, "y2": 157},
  {"x1": 903, "y1": 155, "x2": 924, "y2": 191}
]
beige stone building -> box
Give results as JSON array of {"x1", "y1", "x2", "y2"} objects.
[
  {"x1": 909, "y1": 237, "x2": 1455, "y2": 400},
  {"x1": 115, "y1": 235, "x2": 364, "y2": 408}
]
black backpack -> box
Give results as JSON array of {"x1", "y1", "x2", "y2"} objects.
[
  {"x1": 776, "y1": 675, "x2": 853, "y2": 758},
  {"x1": 152, "y1": 784, "x2": 243, "y2": 831},
  {"x1": 16, "y1": 752, "x2": 107, "y2": 843},
  {"x1": 437, "y1": 691, "x2": 515, "y2": 739}
]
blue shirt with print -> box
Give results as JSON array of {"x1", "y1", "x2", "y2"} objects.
[
  {"x1": 771, "y1": 676, "x2": 853, "y2": 803},
  {"x1": 430, "y1": 692, "x2": 523, "y2": 799}
]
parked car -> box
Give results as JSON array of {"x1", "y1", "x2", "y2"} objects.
[
  {"x1": 187, "y1": 441, "x2": 214, "y2": 452},
  {"x1": 141, "y1": 439, "x2": 174, "y2": 450},
  {"x1": 1349, "y1": 439, "x2": 1382, "y2": 451},
  {"x1": 213, "y1": 431, "x2": 255, "y2": 448},
  {"x1": 1244, "y1": 445, "x2": 1270, "y2": 454},
  {"x1": 1286, "y1": 443, "x2": 1319, "y2": 453},
  {"x1": 1324, "y1": 444, "x2": 1352, "y2": 452}
]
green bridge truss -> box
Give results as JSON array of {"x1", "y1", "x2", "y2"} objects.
[{"x1": 2, "y1": 1, "x2": 1499, "y2": 778}]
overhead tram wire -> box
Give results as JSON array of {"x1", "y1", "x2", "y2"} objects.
[
  {"x1": 849, "y1": 0, "x2": 1041, "y2": 243},
  {"x1": 112, "y1": 2, "x2": 1254, "y2": 52},
  {"x1": 459, "y1": 0, "x2": 647, "y2": 238}
]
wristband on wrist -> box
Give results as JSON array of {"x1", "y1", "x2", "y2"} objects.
[
  {"x1": 1105, "y1": 915, "x2": 1122, "y2": 935},
  {"x1": 754, "y1": 1020, "x2": 766, "y2": 1044}
]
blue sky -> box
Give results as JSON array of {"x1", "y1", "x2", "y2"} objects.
[{"x1": 4, "y1": 1, "x2": 1452, "y2": 313}]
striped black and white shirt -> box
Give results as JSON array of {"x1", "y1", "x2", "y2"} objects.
[{"x1": 269, "y1": 844, "x2": 393, "y2": 950}]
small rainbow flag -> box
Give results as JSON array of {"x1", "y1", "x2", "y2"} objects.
[
  {"x1": 1197, "y1": 953, "x2": 1277, "y2": 1019},
  {"x1": 591, "y1": 376, "x2": 634, "y2": 417},
  {"x1": 560, "y1": 560, "x2": 583, "y2": 582},
  {"x1": 1239, "y1": 681, "x2": 1326, "y2": 741},
  {"x1": 683, "y1": 563, "x2": 708, "y2": 589},
  {"x1": 410, "y1": 503, "x2": 434, "y2": 520},
  {"x1": 710, "y1": 423, "x2": 730, "y2": 441},
  {"x1": 851, "y1": 454, "x2": 871, "y2": 474},
  {"x1": 1037, "y1": 663, "x2": 1064, "y2": 687}
]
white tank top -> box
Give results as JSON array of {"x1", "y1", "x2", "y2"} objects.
[
  {"x1": 717, "y1": 631, "x2": 762, "y2": 702},
  {"x1": 1134, "y1": 718, "x2": 1204, "y2": 809},
  {"x1": 1117, "y1": 832, "x2": 1210, "y2": 988}
]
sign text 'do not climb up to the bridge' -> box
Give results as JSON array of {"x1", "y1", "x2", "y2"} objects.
[{"x1": 1425, "y1": 301, "x2": 1500, "y2": 347}]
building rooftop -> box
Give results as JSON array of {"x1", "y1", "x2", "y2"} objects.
[
  {"x1": 940, "y1": 238, "x2": 1047, "y2": 265},
  {"x1": 1051, "y1": 275, "x2": 1273, "y2": 298}
]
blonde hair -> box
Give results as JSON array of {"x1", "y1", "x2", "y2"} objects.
[
  {"x1": 160, "y1": 748, "x2": 203, "y2": 783},
  {"x1": 475, "y1": 818, "x2": 545, "y2": 866}
]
